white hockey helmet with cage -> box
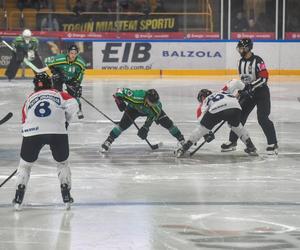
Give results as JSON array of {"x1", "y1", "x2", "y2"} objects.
[
  {"x1": 22, "y1": 29, "x2": 32, "y2": 38},
  {"x1": 22, "y1": 29, "x2": 32, "y2": 43}
]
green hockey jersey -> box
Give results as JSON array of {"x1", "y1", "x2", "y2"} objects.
[
  {"x1": 116, "y1": 88, "x2": 162, "y2": 126},
  {"x1": 12, "y1": 36, "x2": 39, "y2": 52},
  {"x1": 44, "y1": 53, "x2": 86, "y2": 84}
]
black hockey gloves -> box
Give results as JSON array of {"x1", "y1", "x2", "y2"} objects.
[
  {"x1": 238, "y1": 84, "x2": 254, "y2": 99},
  {"x1": 67, "y1": 85, "x2": 82, "y2": 98},
  {"x1": 137, "y1": 126, "x2": 149, "y2": 140}
]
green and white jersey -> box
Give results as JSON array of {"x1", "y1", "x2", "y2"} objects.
[
  {"x1": 116, "y1": 88, "x2": 162, "y2": 125},
  {"x1": 12, "y1": 36, "x2": 39, "y2": 52},
  {"x1": 44, "y1": 53, "x2": 86, "y2": 84}
]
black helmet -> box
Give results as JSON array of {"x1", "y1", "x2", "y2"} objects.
[
  {"x1": 146, "y1": 89, "x2": 159, "y2": 103},
  {"x1": 33, "y1": 73, "x2": 52, "y2": 91},
  {"x1": 68, "y1": 44, "x2": 79, "y2": 53},
  {"x1": 237, "y1": 38, "x2": 253, "y2": 56},
  {"x1": 197, "y1": 89, "x2": 212, "y2": 102}
]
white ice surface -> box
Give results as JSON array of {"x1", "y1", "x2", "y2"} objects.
[{"x1": 0, "y1": 76, "x2": 300, "y2": 250}]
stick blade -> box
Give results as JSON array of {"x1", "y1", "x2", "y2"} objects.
[
  {"x1": 0, "y1": 112, "x2": 13, "y2": 125},
  {"x1": 151, "y1": 142, "x2": 163, "y2": 150}
]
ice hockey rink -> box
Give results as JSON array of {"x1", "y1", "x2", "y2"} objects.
[{"x1": 0, "y1": 76, "x2": 300, "y2": 250}]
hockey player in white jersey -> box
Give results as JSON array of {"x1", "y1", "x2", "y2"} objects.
[
  {"x1": 13, "y1": 73, "x2": 79, "y2": 210},
  {"x1": 176, "y1": 79, "x2": 257, "y2": 157}
]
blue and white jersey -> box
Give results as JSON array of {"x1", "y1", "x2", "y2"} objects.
[
  {"x1": 22, "y1": 89, "x2": 78, "y2": 137},
  {"x1": 197, "y1": 92, "x2": 241, "y2": 120}
]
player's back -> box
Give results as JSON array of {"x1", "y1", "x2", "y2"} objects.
[
  {"x1": 22, "y1": 89, "x2": 77, "y2": 136},
  {"x1": 206, "y1": 92, "x2": 241, "y2": 114}
]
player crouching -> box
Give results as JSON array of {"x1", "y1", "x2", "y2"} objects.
[
  {"x1": 176, "y1": 79, "x2": 258, "y2": 157},
  {"x1": 13, "y1": 73, "x2": 79, "y2": 210}
]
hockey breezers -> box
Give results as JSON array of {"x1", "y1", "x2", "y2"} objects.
[
  {"x1": 0, "y1": 112, "x2": 13, "y2": 125},
  {"x1": 189, "y1": 120, "x2": 226, "y2": 156}
]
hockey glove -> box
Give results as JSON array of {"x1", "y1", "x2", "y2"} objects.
[
  {"x1": 113, "y1": 95, "x2": 126, "y2": 112},
  {"x1": 66, "y1": 78, "x2": 80, "y2": 86},
  {"x1": 52, "y1": 71, "x2": 67, "y2": 91},
  {"x1": 67, "y1": 85, "x2": 82, "y2": 98},
  {"x1": 203, "y1": 131, "x2": 215, "y2": 143},
  {"x1": 238, "y1": 84, "x2": 253, "y2": 99},
  {"x1": 137, "y1": 126, "x2": 149, "y2": 140}
]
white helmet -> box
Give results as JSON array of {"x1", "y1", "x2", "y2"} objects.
[
  {"x1": 223, "y1": 79, "x2": 245, "y2": 95},
  {"x1": 22, "y1": 29, "x2": 32, "y2": 38}
]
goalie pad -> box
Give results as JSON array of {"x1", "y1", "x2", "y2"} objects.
[{"x1": 57, "y1": 161, "x2": 71, "y2": 188}]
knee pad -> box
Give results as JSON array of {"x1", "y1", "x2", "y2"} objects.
[
  {"x1": 16, "y1": 158, "x2": 33, "y2": 189},
  {"x1": 57, "y1": 161, "x2": 71, "y2": 188},
  {"x1": 189, "y1": 125, "x2": 209, "y2": 144},
  {"x1": 231, "y1": 124, "x2": 249, "y2": 144}
]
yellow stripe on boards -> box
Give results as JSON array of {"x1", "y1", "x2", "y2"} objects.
[{"x1": 2, "y1": 69, "x2": 300, "y2": 79}]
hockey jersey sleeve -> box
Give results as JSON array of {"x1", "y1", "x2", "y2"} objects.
[
  {"x1": 251, "y1": 56, "x2": 268, "y2": 90},
  {"x1": 196, "y1": 98, "x2": 209, "y2": 120},
  {"x1": 60, "y1": 92, "x2": 79, "y2": 122},
  {"x1": 73, "y1": 56, "x2": 86, "y2": 84}
]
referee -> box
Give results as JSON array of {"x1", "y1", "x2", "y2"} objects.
[{"x1": 221, "y1": 38, "x2": 278, "y2": 154}]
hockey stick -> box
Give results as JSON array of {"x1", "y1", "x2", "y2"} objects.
[
  {"x1": 189, "y1": 120, "x2": 226, "y2": 156},
  {"x1": 1, "y1": 40, "x2": 45, "y2": 73},
  {"x1": 80, "y1": 96, "x2": 120, "y2": 124},
  {"x1": 123, "y1": 110, "x2": 161, "y2": 150},
  {"x1": 0, "y1": 169, "x2": 17, "y2": 188},
  {"x1": 0, "y1": 112, "x2": 13, "y2": 125}
]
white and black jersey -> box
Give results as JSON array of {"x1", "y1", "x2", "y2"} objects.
[
  {"x1": 238, "y1": 53, "x2": 269, "y2": 91},
  {"x1": 197, "y1": 92, "x2": 241, "y2": 120}
]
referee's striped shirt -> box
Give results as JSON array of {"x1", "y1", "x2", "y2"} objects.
[{"x1": 238, "y1": 53, "x2": 269, "y2": 91}]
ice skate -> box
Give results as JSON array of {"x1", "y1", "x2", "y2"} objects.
[
  {"x1": 221, "y1": 141, "x2": 237, "y2": 152},
  {"x1": 12, "y1": 184, "x2": 25, "y2": 211},
  {"x1": 266, "y1": 143, "x2": 278, "y2": 155},
  {"x1": 175, "y1": 140, "x2": 193, "y2": 158},
  {"x1": 77, "y1": 110, "x2": 84, "y2": 119},
  {"x1": 101, "y1": 136, "x2": 114, "y2": 152},
  {"x1": 61, "y1": 184, "x2": 74, "y2": 210},
  {"x1": 244, "y1": 139, "x2": 258, "y2": 156},
  {"x1": 175, "y1": 147, "x2": 185, "y2": 157}
]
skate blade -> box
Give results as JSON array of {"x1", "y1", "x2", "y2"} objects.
[
  {"x1": 101, "y1": 148, "x2": 110, "y2": 153},
  {"x1": 267, "y1": 149, "x2": 278, "y2": 156},
  {"x1": 14, "y1": 203, "x2": 22, "y2": 211},
  {"x1": 247, "y1": 151, "x2": 259, "y2": 156},
  {"x1": 65, "y1": 203, "x2": 72, "y2": 210},
  {"x1": 221, "y1": 147, "x2": 236, "y2": 152}
]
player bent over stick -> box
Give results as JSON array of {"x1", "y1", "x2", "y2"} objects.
[
  {"x1": 13, "y1": 73, "x2": 79, "y2": 210},
  {"x1": 101, "y1": 88, "x2": 185, "y2": 152},
  {"x1": 176, "y1": 79, "x2": 258, "y2": 157}
]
